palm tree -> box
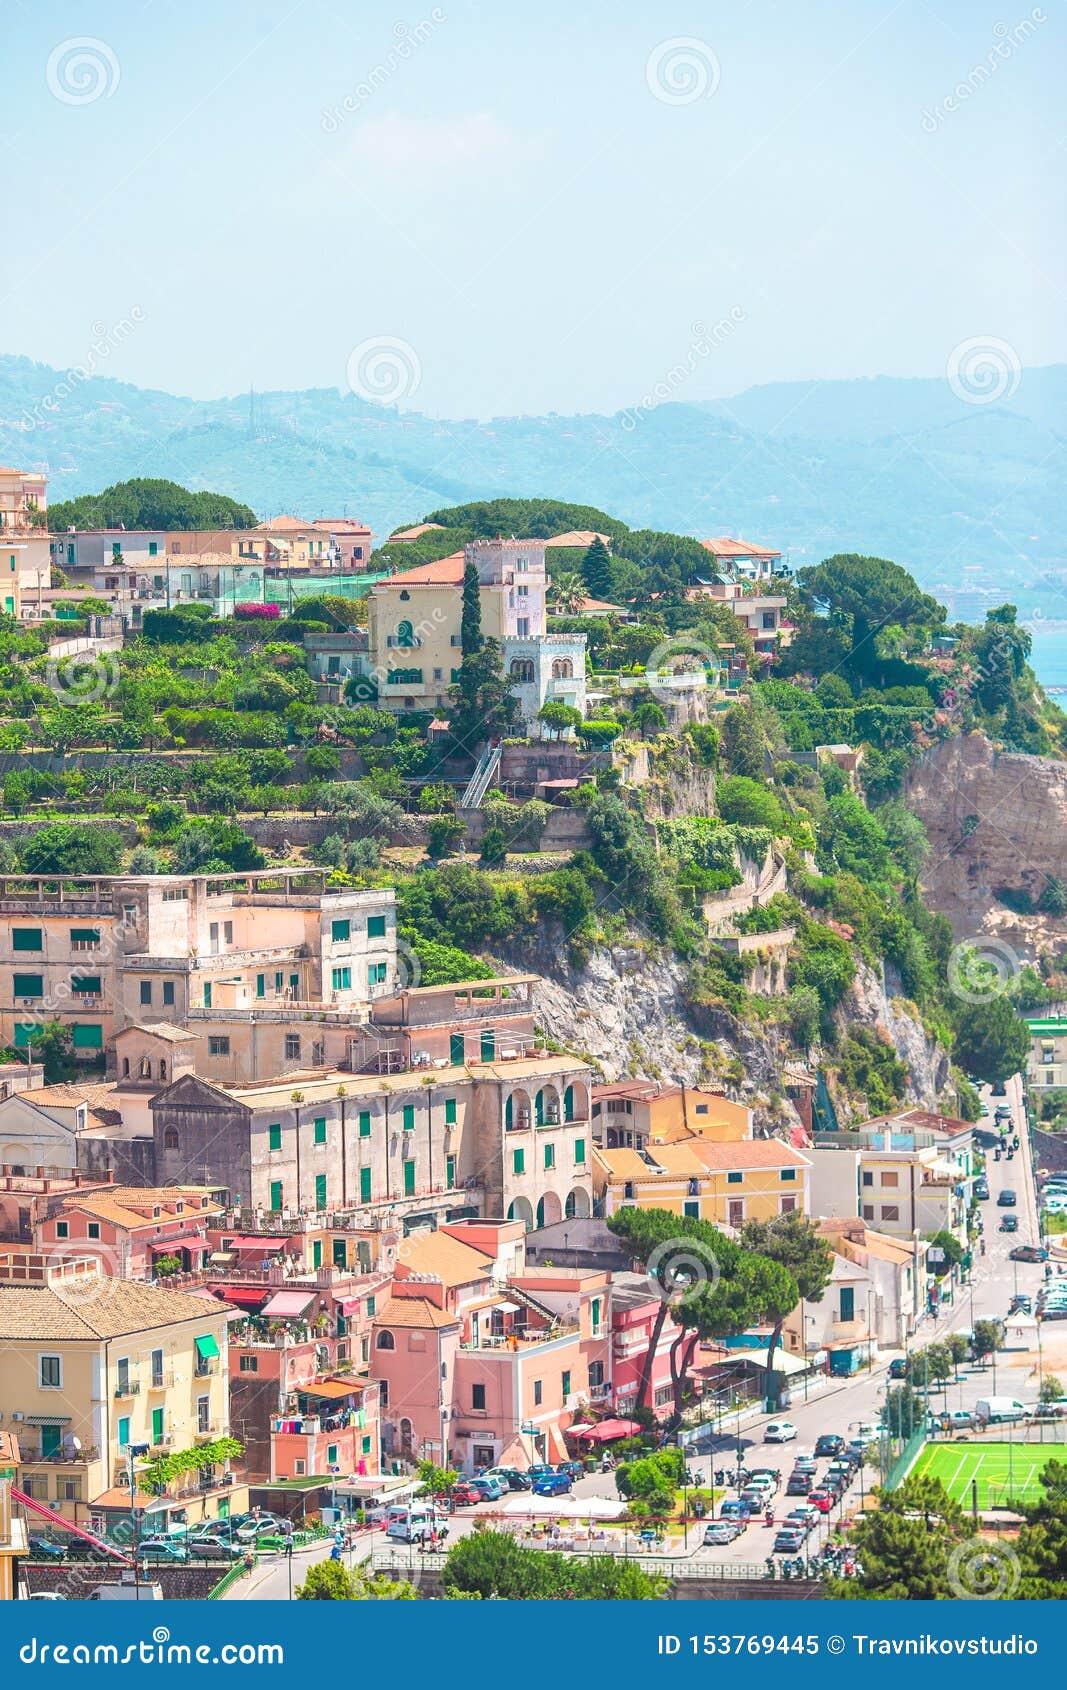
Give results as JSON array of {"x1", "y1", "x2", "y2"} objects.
[{"x1": 548, "y1": 570, "x2": 587, "y2": 615}]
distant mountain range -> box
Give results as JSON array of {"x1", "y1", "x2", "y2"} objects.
[{"x1": 2, "y1": 353, "x2": 1065, "y2": 595}]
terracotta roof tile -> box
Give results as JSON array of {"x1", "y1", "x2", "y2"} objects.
[
  {"x1": 0, "y1": 1278, "x2": 230, "y2": 1340},
  {"x1": 373, "y1": 1295, "x2": 458, "y2": 1331},
  {"x1": 397, "y1": 1230, "x2": 492, "y2": 1288},
  {"x1": 373, "y1": 552, "x2": 465, "y2": 586}
]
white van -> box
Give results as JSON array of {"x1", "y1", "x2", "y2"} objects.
[
  {"x1": 974, "y1": 1397, "x2": 1027, "y2": 1424},
  {"x1": 384, "y1": 1505, "x2": 437, "y2": 1544},
  {"x1": 88, "y1": 1582, "x2": 163, "y2": 1600}
]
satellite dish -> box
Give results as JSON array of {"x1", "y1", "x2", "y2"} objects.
[{"x1": 69, "y1": 1435, "x2": 82, "y2": 1452}]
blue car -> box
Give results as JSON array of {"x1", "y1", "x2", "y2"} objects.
[
  {"x1": 469, "y1": 1476, "x2": 506, "y2": 1502},
  {"x1": 532, "y1": 1472, "x2": 572, "y2": 1497}
]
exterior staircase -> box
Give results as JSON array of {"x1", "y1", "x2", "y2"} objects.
[{"x1": 460, "y1": 742, "x2": 502, "y2": 810}]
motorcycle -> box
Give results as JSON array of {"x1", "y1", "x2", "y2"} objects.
[{"x1": 1012, "y1": 1135, "x2": 1020, "y2": 1150}]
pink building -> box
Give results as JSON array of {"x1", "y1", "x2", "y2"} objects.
[{"x1": 610, "y1": 1273, "x2": 688, "y2": 1421}]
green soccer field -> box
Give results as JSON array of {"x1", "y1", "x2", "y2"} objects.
[{"x1": 911, "y1": 1441, "x2": 1067, "y2": 1509}]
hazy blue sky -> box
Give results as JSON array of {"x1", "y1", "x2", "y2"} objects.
[{"x1": 3, "y1": 0, "x2": 1063, "y2": 416}]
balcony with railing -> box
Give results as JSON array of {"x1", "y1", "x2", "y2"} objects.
[{"x1": 459, "y1": 1319, "x2": 580, "y2": 1352}]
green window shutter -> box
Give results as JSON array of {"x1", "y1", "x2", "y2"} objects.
[
  {"x1": 315, "y1": 1173, "x2": 327, "y2": 1208},
  {"x1": 402, "y1": 1105, "x2": 415, "y2": 1131},
  {"x1": 331, "y1": 919, "x2": 351, "y2": 942},
  {"x1": 480, "y1": 1030, "x2": 496, "y2": 1061},
  {"x1": 544, "y1": 1143, "x2": 555, "y2": 1169},
  {"x1": 450, "y1": 1034, "x2": 465, "y2": 1065},
  {"x1": 332, "y1": 966, "x2": 352, "y2": 991},
  {"x1": 118, "y1": 1417, "x2": 130, "y2": 1449},
  {"x1": 564, "y1": 1085, "x2": 574, "y2": 1122},
  {"x1": 12, "y1": 928, "x2": 43, "y2": 951},
  {"x1": 727, "y1": 1171, "x2": 743, "y2": 1185},
  {"x1": 574, "y1": 1138, "x2": 586, "y2": 1165},
  {"x1": 314, "y1": 1117, "x2": 326, "y2": 1144},
  {"x1": 69, "y1": 929, "x2": 100, "y2": 946},
  {"x1": 13, "y1": 1023, "x2": 38, "y2": 1047},
  {"x1": 327, "y1": 1444, "x2": 338, "y2": 1465},
  {"x1": 446, "y1": 1155, "x2": 456, "y2": 1190},
  {"x1": 312, "y1": 1240, "x2": 322, "y2": 1269},
  {"x1": 71, "y1": 1024, "x2": 103, "y2": 1049},
  {"x1": 332, "y1": 1238, "x2": 346, "y2": 1269},
  {"x1": 562, "y1": 1371, "x2": 571, "y2": 1399},
  {"x1": 362, "y1": 1435, "x2": 372, "y2": 1456},
  {"x1": 152, "y1": 1407, "x2": 164, "y2": 1443},
  {"x1": 358, "y1": 1111, "x2": 371, "y2": 1137},
  {"x1": 203, "y1": 982, "x2": 212, "y2": 1008},
  {"x1": 403, "y1": 1159, "x2": 416, "y2": 1196},
  {"x1": 269, "y1": 1180, "x2": 283, "y2": 1211},
  {"x1": 13, "y1": 974, "x2": 43, "y2": 997},
  {"x1": 367, "y1": 915, "x2": 386, "y2": 938},
  {"x1": 366, "y1": 1295, "x2": 376, "y2": 1317},
  {"x1": 268, "y1": 1123, "x2": 282, "y2": 1152},
  {"x1": 256, "y1": 973, "x2": 265, "y2": 998},
  {"x1": 684, "y1": 1200, "x2": 700, "y2": 1218},
  {"x1": 513, "y1": 1148, "x2": 525, "y2": 1175},
  {"x1": 445, "y1": 1099, "x2": 457, "y2": 1125},
  {"x1": 71, "y1": 976, "x2": 102, "y2": 994},
  {"x1": 359, "y1": 1166, "x2": 372, "y2": 1203}
]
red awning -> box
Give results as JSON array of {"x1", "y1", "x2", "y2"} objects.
[
  {"x1": 573, "y1": 1418, "x2": 641, "y2": 1443},
  {"x1": 216, "y1": 1235, "x2": 290, "y2": 1252},
  {"x1": 149, "y1": 1233, "x2": 206, "y2": 1251},
  {"x1": 215, "y1": 1285, "x2": 270, "y2": 1309},
  {"x1": 261, "y1": 1290, "x2": 317, "y2": 1318}
]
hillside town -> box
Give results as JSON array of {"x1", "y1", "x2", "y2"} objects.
[{"x1": 0, "y1": 465, "x2": 1064, "y2": 1605}]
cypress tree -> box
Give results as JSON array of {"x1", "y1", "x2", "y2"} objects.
[
  {"x1": 461, "y1": 555, "x2": 482, "y2": 655},
  {"x1": 582, "y1": 535, "x2": 614, "y2": 600}
]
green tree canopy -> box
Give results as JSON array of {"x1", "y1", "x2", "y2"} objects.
[
  {"x1": 952, "y1": 997, "x2": 1030, "y2": 1087},
  {"x1": 47, "y1": 477, "x2": 256, "y2": 532}
]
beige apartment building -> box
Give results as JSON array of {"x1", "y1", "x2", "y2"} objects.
[
  {"x1": 0, "y1": 870, "x2": 397, "y2": 1070},
  {"x1": 368, "y1": 537, "x2": 586, "y2": 722},
  {"x1": 150, "y1": 1052, "x2": 594, "y2": 1232},
  {"x1": 0, "y1": 1254, "x2": 240, "y2": 1532}
]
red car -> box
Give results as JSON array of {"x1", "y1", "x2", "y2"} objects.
[
  {"x1": 808, "y1": 1490, "x2": 833, "y2": 1513},
  {"x1": 450, "y1": 1482, "x2": 483, "y2": 1507}
]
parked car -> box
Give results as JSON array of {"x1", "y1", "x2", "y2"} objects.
[
  {"x1": 975, "y1": 1181, "x2": 990, "y2": 1201},
  {"x1": 703, "y1": 1520, "x2": 741, "y2": 1546},
  {"x1": 1031, "y1": 1402, "x2": 1067, "y2": 1420},
  {"x1": 1000, "y1": 1215, "x2": 1020, "y2": 1233},
  {"x1": 235, "y1": 1513, "x2": 285, "y2": 1543},
  {"x1": 494, "y1": 1468, "x2": 532, "y2": 1491},
  {"x1": 772, "y1": 1527, "x2": 806, "y2": 1552},
  {"x1": 739, "y1": 1487, "x2": 768, "y2": 1512},
  {"x1": 743, "y1": 1472, "x2": 777, "y2": 1495},
  {"x1": 136, "y1": 1540, "x2": 188, "y2": 1564},
  {"x1": 450, "y1": 1482, "x2": 483, "y2": 1506},
  {"x1": 791, "y1": 1455, "x2": 818, "y2": 1475},
  {"x1": 719, "y1": 1499, "x2": 754, "y2": 1521},
  {"x1": 554, "y1": 1461, "x2": 584, "y2": 1481},
  {"x1": 808, "y1": 1490, "x2": 833, "y2": 1513},
  {"x1": 997, "y1": 1189, "x2": 1017, "y2": 1207},
  {"x1": 785, "y1": 1473, "x2": 812, "y2": 1496},
  {"x1": 28, "y1": 1537, "x2": 66, "y2": 1562},
  {"x1": 65, "y1": 1537, "x2": 112, "y2": 1562},
  {"x1": 764, "y1": 1420, "x2": 798, "y2": 1443},
  {"x1": 532, "y1": 1472, "x2": 572, "y2": 1497},
  {"x1": 526, "y1": 1464, "x2": 554, "y2": 1482},
  {"x1": 787, "y1": 1502, "x2": 819, "y2": 1524},
  {"x1": 187, "y1": 1537, "x2": 243, "y2": 1561},
  {"x1": 1010, "y1": 1244, "x2": 1048, "y2": 1262},
  {"x1": 469, "y1": 1476, "x2": 506, "y2": 1502}
]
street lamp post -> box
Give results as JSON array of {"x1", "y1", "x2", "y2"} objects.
[{"x1": 127, "y1": 1442, "x2": 151, "y2": 1599}]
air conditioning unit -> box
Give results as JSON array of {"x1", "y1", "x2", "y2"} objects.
[{"x1": 12, "y1": 1411, "x2": 24, "y2": 1422}]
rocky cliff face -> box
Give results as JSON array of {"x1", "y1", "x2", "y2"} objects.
[
  {"x1": 905, "y1": 731, "x2": 1067, "y2": 957},
  {"x1": 497, "y1": 935, "x2": 950, "y2": 1129}
]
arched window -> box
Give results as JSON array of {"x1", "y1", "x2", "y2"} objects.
[
  {"x1": 139, "y1": 1056, "x2": 151, "y2": 1078},
  {"x1": 396, "y1": 619, "x2": 415, "y2": 647},
  {"x1": 158, "y1": 1060, "x2": 167, "y2": 1080},
  {"x1": 376, "y1": 1330, "x2": 395, "y2": 1350},
  {"x1": 509, "y1": 658, "x2": 534, "y2": 683},
  {"x1": 551, "y1": 658, "x2": 573, "y2": 680},
  {"x1": 163, "y1": 1128, "x2": 179, "y2": 1151},
  {"x1": 122, "y1": 1058, "x2": 130, "y2": 1078}
]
